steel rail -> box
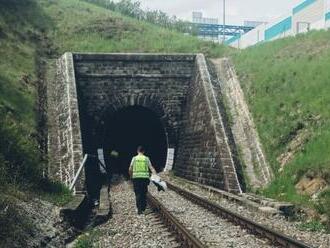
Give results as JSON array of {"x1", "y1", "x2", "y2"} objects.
[
  {"x1": 166, "y1": 182, "x2": 314, "y2": 248},
  {"x1": 146, "y1": 193, "x2": 205, "y2": 248}
]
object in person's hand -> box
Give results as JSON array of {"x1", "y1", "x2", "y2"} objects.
[{"x1": 151, "y1": 174, "x2": 167, "y2": 191}]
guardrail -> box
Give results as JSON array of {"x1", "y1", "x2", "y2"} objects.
[{"x1": 69, "y1": 154, "x2": 88, "y2": 191}]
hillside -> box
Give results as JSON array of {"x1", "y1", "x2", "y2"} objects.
[
  {"x1": 1, "y1": 0, "x2": 330, "y2": 244},
  {"x1": 0, "y1": 0, "x2": 230, "y2": 246},
  {"x1": 233, "y1": 31, "x2": 330, "y2": 219},
  {"x1": 0, "y1": 0, "x2": 229, "y2": 187}
]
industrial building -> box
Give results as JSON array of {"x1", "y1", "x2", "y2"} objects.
[{"x1": 227, "y1": 0, "x2": 330, "y2": 48}]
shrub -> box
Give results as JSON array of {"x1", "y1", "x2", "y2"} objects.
[
  {"x1": 38, "y1": 179, "x2": 73, "y2": 206},
  {"x1": 0, "y1": 109, "x2": 43, "y2": 187},
  {"x1": 84, "y1": 0, "x2": 191, "y2": 33}
]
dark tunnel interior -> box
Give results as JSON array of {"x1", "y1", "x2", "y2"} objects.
[{"x1": 101, "y1": 105, "x2": 168, "y2": 177}]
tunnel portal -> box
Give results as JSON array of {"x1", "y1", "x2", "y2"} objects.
[
  {"x1": 48, "y1": 53, "x2": 243, "y2": 194},
  {"x1": 102, "y1": 106, "x2": 168, "y2": 176}
]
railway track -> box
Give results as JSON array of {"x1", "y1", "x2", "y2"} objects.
[
  {"x1": 161, "y1": 181, "x2": 314, "y2": 248},
  {"x1": 147, "y1": 193, "x2": 204, "y2": 248},
  {"x1": 95, "y1": 179, "x2": 317, "y2": 247},
  {"x1": 96, "y1": 180, "x2": 181, "y2": 248}
]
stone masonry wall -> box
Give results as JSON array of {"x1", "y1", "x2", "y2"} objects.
[
  {"x1": 48, "y1": 53, "x2": 243, "y2": 194},
  {"x1": 175, "y1": 55, "x2": 242, "y2": 194},
  {"x1": 48, "y1": 53, "x2": 84, "y2": 192},
  {"x1": 73, "y1": 53, "x2": 194, "y2": 151},
  {"x1": 211, "y1": 58, "x2": 273, "y2": 188}
]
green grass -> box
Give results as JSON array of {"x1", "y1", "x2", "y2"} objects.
[
  {"x1": 232, "y1": 30, "x2": 330, "y2": 224},
  {"x1": 36, "y1": 180, "x2": 74, "y2": 206},
  {"x1": 0, "y1": 1, "x2": 230, "y2": 243},
  {"x1": 74, "y1": 230, "x2": 104, "y2": 248},
  {"x1": 0, "y1": 0, "x2": 229, "y2": 188},
  {"x1": 1, "y1": 0, "x2": 330, "y2": 233},
  {"x1": 298, "y1": 220, "x2": 327, "y2": 232},
  {"x1": 40, "y1": 0, "x2": 228, "y2": 57}
]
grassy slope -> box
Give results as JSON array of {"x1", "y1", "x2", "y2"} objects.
[
  {"x1": 41, "y1": 0, "x2": 228, "y2": 56},
  {"x1": 0, "y1": 0, "x2": 228, "y2": 134},
  {"x1": 0, "y1": 1, "x2": 46, "y2": 128},
  {"x1": 233, "y1": 31, "x2": 330, "y2": 209},
  {"x1": 1, "y1": 0, "x2": 330, "y2": 230},
  {"x1": 0, "y1": 0, "x2": 229, "y2": 186},
  {"x1": 45, "y1": 0, "x2": 330, "y2": 218},
  {"x1": 0, "y1": 1, "x2": 229, "y2": 244}
]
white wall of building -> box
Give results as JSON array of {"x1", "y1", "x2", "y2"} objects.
[
  {"x1": 228, "y1": 0, "x2": 329, "y2": 49},
  {"x1": 326, "y1": 0, "x2": 330, "y2": 28},
  {"x1": 239, "y1": 23, "x2": 266, "y2": 49},
  {"x1": 292, "y1": 0, "x2": 325, "y2": 34}
]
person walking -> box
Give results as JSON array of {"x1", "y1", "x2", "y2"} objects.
[{"x1": 129, "y1": 146, "x2": 156, "y2": 215}]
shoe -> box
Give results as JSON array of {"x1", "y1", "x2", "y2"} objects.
[
  {"x1": 143, "y1": 209, "x2": 153, "y2": 215},
  {"x1": 94, "y1": 200, "x2": 99, "y2": 207},
  {"x1": 138, "y1": 210, "x2": 143, "y2": 215}
]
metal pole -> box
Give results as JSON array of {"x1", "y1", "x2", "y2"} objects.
[
  {"x1": 69, "y1": 154, "x2": 88, "y2": 192},
  {"x1": 223, "y1": 0, "x2": 226, "y2": 43}
]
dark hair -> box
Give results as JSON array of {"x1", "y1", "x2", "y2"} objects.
[{"x1": 137, "y1": 146, "x2": 145, "y2": 153}]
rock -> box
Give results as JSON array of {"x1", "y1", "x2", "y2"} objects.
[
  {"x1": 320, "y1": 214, "x2": 329, "y2": 225},
  {"x1": 277, "y1": 129, "x2": 310, "y2": 170},
  {"x1": 295, "y1": 177, "x2": 327, "y2": 196},
  {"x1": 258, "y1": 207, "x2": 280, "y2": 216}
]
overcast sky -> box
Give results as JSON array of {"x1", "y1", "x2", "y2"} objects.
[{"x1": 138, "y1": 0, "x2": 303, "y2": 24}]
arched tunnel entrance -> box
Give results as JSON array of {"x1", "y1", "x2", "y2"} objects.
[{"x1": 101, "y1": 105, "x2": 168, "y2": 177}]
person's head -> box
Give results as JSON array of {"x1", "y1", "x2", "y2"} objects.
[{"x1": 137, "y1": 146, "x2": 145, "y2": 154}]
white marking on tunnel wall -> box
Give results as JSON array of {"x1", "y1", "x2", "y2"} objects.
[
  {"x1": 164, "y1": 148, "x2": 175, "y2": 171},
  {"x1": 98, "y1": 148, "x2": 106, "y2": 174}
]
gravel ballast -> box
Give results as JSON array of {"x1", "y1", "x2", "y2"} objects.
[
  {"x1": 96, "y1": 180, "x2": 179, "y2": 248},
  {"x1": 166, "y1": 175, "x2": 330, "y2": 248},
  {"x1": 149, "y1": 185, "x2": 275, "y2": 248}
]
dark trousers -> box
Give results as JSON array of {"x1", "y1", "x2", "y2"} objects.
[{"x1": 133, "y1": 178, "x2": 149, "y2": 213}]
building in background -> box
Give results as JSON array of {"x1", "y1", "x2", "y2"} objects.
[
  {"x1": 227, "y1": 0, "x2": 330, "y2": 49},
  {"x1": 191, "y1": 12, "x2": 255, "y2": 42},
  {"x1": 192, "y1": 12, "x2": 220, "y2": 41},
  {"x1": 244, "y1": 21, "x2": 268, "y2": 28},
  {"x1": 192, "y1": 12, "x2": 218, "y2": 25}
]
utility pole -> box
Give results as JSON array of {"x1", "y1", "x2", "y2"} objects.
[{"x1": 223, "y1": 0, "x2": 226, "y2": 43}]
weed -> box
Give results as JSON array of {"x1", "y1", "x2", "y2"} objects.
[
  {"x1": 74, "y1": 230, "x2": 103, "y2": 248},
  {"x1": 298, "y1": 220, "x2": 326, "y2": 232},
  {"x1": 37, "y1": 180, "x2": 74, "y2": 206}
]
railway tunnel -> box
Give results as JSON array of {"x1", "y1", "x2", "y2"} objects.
[
  {"x1": 90, "y1": 105, "x2": 168, "y2": 177},
  {"x1": 48, "y1": 53, "x2": 244, "y2": 194}
]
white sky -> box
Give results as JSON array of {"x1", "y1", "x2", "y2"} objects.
[{"x1": 138, "y1": 0, "x2": 303, "y2": 25}]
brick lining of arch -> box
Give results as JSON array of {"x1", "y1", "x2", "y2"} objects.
[{"x1": 96, "y1": 94, "x2": 176, "y2": 148}]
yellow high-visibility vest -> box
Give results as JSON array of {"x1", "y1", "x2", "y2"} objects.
[{"x1": 132, "y1": 155, "x2": 150, "y2": 179}]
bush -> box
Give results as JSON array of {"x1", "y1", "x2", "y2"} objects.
[
  {"x1": 84, "y1": 0, "x2": 191, "y2": 33},
  {"x1": 38, "y1": 179, "x2": 73, "y2": 206},
  {"x1": 0, "y1": 109, "x2": 43, "y2": 187}
]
